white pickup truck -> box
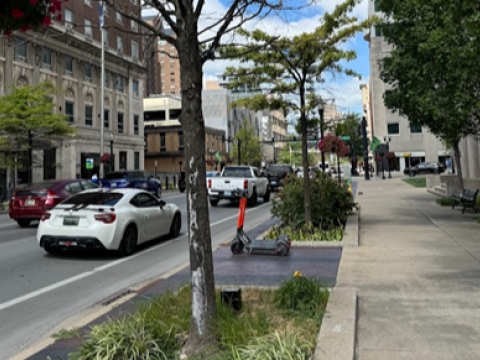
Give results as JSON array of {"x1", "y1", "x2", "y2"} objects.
[{"x1": 207, "y1": 166, "x2": 270, "y2": 207}]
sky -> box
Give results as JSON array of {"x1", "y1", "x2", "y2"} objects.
[{"x1": 145, "y1": 0, "x2": 370, "y2": 115}]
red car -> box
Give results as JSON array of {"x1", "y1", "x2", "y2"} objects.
[{"x1": 9, "y1": 179, "x2": 98, "y2": 227}]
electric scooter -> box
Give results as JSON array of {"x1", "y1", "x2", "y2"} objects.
[{"x1": 230, "y1": 189, "x2": 291, "y2": 256}]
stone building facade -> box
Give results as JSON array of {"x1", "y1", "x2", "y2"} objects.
[{"x1": 0, "y1": 0, "x2": 146, "y2": 195}]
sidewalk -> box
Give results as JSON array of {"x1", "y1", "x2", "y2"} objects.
[{"x1": 338, "y1": 177, "x2": 480, "y2": 360}]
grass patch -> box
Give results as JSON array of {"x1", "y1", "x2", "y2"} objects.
[
  {"x1": 52, "y1": 328, "x2": 81, "y2": 340},
  {"x1": 402, "y1": 177, "x2": 426, "y2": 188},
  {"x1": 436, "y1": 197, "x2": 456, "y2": 206},
  {"x1": 71, "y1": 277, "x2": 328, "y2": 360},
  {"x1": 265, "y1": 224, "x2": 343, "y2": 242}
]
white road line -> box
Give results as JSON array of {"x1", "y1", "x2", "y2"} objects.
[{"x1": 0, "y1": 202, "x2": 270, "y2": 312}]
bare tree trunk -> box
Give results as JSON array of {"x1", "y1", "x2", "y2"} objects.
[
  {"x1": 452, "y1": 140, "x2": 464, "y2": 191},
  {"x1": 178, "y1": 31, "x2": 217, "y2": 355},
  {"x1": 299, "y1": 87, "x2": 312, "y2": 224}
]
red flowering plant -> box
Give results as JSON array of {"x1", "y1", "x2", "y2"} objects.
[
  {"x1": 0, "y1": 0, "x2": 66, "y2": 35},
  {"x1": 385, "y1": 151, "x2": 396, "y2": 159},
  {"x1": 317, "y1": 134, "x2": 350, "y2": 157}
]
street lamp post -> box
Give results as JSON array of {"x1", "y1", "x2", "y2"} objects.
[
  {"x1": 109, "y1": 133, "x2": 114, "y2": 172},
  {"x1": 318, "y1": 103, "x2": 326, "y2": 172},
  {"x1": 361, "y1": 117, "x2": 370, "y2": 180}
]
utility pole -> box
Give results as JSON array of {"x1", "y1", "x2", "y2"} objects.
[
  {"x1": 237, "y1": 139, "x2": 241, "y2": 165},
  {"x1": 361, "y1": 116, "x2": 370, "y2": 180},
  {"x1": 99, "y1": 1, "x2": 105, "y2": 179}
]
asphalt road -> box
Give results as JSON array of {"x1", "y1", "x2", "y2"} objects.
[{"x1": 0, "y1": 192, "x2": 273, "y2": 360}]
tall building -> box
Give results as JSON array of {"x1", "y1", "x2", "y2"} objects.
[
  {"x1": 0, "y1": 0, "x2": 146, "y2": 194},
  {"x1": 365, "y1": 1, "x2": 446, "y2": 171},
  {"x1": 359, "y1": 83, "x2": 374, "y2": 144},
  {"x1": 143, "y1": 14, "x2": 162, "y2": 97}
]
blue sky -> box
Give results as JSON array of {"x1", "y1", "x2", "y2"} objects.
[{"x1": 200, "y1": 0, "x2": 370, "y2": 115}]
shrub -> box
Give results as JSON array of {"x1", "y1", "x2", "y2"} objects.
[
  {"x1": 265, "y1": 224, "x2": 343, "y2": 241},
  {"x1": 271, "y1": 173, "x2": 356, "y2": 230},
  {"x1": 232, "y1": 332, "x2": 314, "y2": 360},
  {"x1": 436, "y1": 197, "x2": 456, "y2": 206},
  {"x1": 274, "y1": 272, "x2": 329, "y2": 320}
]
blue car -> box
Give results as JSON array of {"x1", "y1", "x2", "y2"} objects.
[{"x1": 101, "y1": 170, "x2": 162, "y2": 198}]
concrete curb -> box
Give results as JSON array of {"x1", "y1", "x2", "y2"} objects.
[{"x1": 313, "y1": 287, "x2": 358, "y2": 360}]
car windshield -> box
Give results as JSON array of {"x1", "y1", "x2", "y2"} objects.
[
  {"x1": 268, "y1": 166, "x2": 288, "y2": 172},
  {"x1": 59, "y1": 192, "x2": 124, "y2": 206},
  {"x1": 104, "y1": 172, "x2": 128, "y2": 180},
  {"x1": 206, "y1": 172, "x2": 218, "y2": 178},
  {"x1": 15, "y1": 181, "x2": 57, "y2": 197},
  {"x1": 222, "y1": 167, "x2": 252, "y2": 178}
]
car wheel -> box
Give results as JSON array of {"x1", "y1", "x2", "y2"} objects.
[
  {"x1": 276, "y1": 243, "x2": 289, "y2": 256},
  {"x1": 247, "y1": 188, "x2": 257, "y2": 207},
  {"x1": 118, "y1": 225, "x2": 137, "y2": 257},
  {"x1": 17, "y1": 219, "x2": 31, "y2": 228},
  {"x1": 155, "y1": 186, "x2": 162, "y2": 198},
  {"x1": 263, "y1": 187, "x2": 270, "y2": 202},
  {"x1": 231, "y1": 240, "x2": 244, "y2": 254},
  {"x1": 169, "y1": 213, "x2": 181, "y2": 238},
  {"x1": 210, "y1": 198, "x2": 219, "y2": 206}
]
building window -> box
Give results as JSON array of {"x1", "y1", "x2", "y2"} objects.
[
  {"x1": 116, "y1": 11, "x2": 122, "y2": 23},
  {"x1": 65, "y1": 101, "x2": 74, "y2": 123},
  {"x1": 64, "y1": 9, "x2": 73, "y2": 25},
  {"x1": 119, "y1": 151, "x2": 127, "y2": 170},
  {"x1": 130, "y1": 0, "x2": 137, "y2": 4},
  {"x1": 84, "y1": 19, "x2": 92, "y2": 37},
  {"x1": 117, "y1": 112, "x2": 124, "y2": 133},
  {"x1": 387, "y1": 123, "x2": 399, "y2": 135},
  {"x1": 42, "y1": 48, "x2": 52, "y2": 69},
  {"x1": 160, "y1": 132, "x2": 166, "y2": 151},
  {"x1": 43, "y1": 148, "x2": 56, "y2": 180},
  {"x1": 133, "y1": 80, "x2": 139, "y2": 96},
  {"x1": 104, "y1": 70, "x2": 109, "y2": 87},
  {"x1": 102, "y1": 28, "x2": 108, "y2": 46},
  {"x1": 158, "y1": 40, "x2": 166, "y2": 46},
  {"x1": 131, "y1": 41, "x2": 139, "y2": 58},
  {"x1": 374, "y1": 0, "x2": 380, "y2": 11},
  {"x1": 178, "y1": 131, "x2": 184, "y2": 151},
  {"x1": 130, "y1": 19, "x2": 137, "y2": 31},
  {"x1": 134, "y1": 152, "x2": 140, "y2": 170},
  {"x1": 133, "y1": 115, "x2": 139, "y2": 135},
  {"x1": 117, "y1": 36, "x2": 123, "y2": 53},
  {"x1": 14, "y1": 38, "x2": 27, "y2": 63},
  {"x1": 410, "y1": 123, "x2": 422, "y2": 134},
  {"x1": 65, "y1": 56, "x2": 73, "y2": 76},
  {"x1": 85, "y1": 105, "x2": 93, "y2": 126},
  {"x1": 374, "y1": 25, "x2": 383, "y2": 37},
  {"x1": 116, "y1": 75, "x2": 124, "y2": 92},
  {"x1": 84, "y1": 0, "x2": 92, "y2": 6},
  {"x1": 103, "y1": 109, "x2": 110, "y2": 128},
  {"x1": 84, "y1": 64, "x2": 92, "y2": 82}
]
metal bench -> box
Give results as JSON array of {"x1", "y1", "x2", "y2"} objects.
[{"x1": 451, "y1": 188, "x2": 479, "y2": 214}]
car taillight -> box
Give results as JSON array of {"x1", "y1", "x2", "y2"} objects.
[
  {"x1": 243, "y1": 180, "x2": 248, "y2": 189},
  {"x1": 94, "y1": 213, "x2": 117, "y2": 224},
  {"x1": 208, "y1": 179, "x2": 211, "y2": 189},
  {"x1": 41, "y1": 213, "x2": 51, "y2": 221},
  {"x1": 45, "y1": 189, "x2": 59, "y2": 207}
]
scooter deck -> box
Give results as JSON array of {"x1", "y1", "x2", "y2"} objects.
[{"x1": 248, "y1": 239, "x2": 278, "y2": 250}]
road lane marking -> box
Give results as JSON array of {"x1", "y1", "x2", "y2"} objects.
[{"x1": 0, "y1": 202, "x2": 271, "y2": 312}]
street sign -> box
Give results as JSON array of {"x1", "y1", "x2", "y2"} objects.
[
  {"x1": 215, "y1": 151, "x2": 222, "y2": 162},
  {"x1": 340, "y1": 136, "x2": 350, "y2": 141},
  {"x1": 86, "y1": 158, "x2": 94, "y2": 170}
]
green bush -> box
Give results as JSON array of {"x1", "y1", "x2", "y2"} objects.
[
  {"x1": 274, "y1": 273, "x2": 329, "y2": 320},
  {"x1": 271, "y1": 174, "x2": 356, "y2": 230},
  {"x1": 231, "y1": 332, "x2": 314, "y2": 360},
  {"x1": 265, "y1": 224, "x2": 343, "y2": 242},
  {"x1": 436, "y1": 197, "x2": 456, "y2": 206}
]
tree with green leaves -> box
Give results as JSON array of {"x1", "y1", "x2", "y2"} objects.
[
  {"x1": 231, "y1": 120, "x2": 263, "y2": 167},
  {"x1": 105, "y1": 0, "x2": 317, "y2": 354},
  {"x1": 333, "y1": 113, "x2": 363, "y2": 174},
  {"x1": 223, "y1": 0, "x2": 373, "y2": 224},
  {"x1": 377, "y1": 0, "x2": 480, "y2": 189},
  {"x1": 0, "y1": 82, "x2": 75, "y2": 183},
  {"x1": 278, "y1": 136, "x2": 315, "y2": 167}
]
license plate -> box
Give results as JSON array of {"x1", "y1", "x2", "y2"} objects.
[
  {"x1": 111, "y1": 183, "x2": 117, "y2": 187},
  {"x1": 25, "y1": 199, "x2": 35, "y2": 206},
  {"x1": 224, "y1": 191, "x2": 231, "y2": 196},
  {"x1": 63, "y1": 216, "x2": 79, "y2": 226},
  {"x1": 59, "y1": 240, "x2": 77, "y2": 246},
  {"x1": 271, "y1": 181, "x2": 277, "y2": 185}
]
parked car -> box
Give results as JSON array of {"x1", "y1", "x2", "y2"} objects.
[
  {"x1": 208, "y1": 166, "x2": 270, "y2": 206},
  {"x1": 206, "y1": 171, "x2": 220, "y2": 178},
  {"x1": 403, "y1": 162, "x2": 445, "y2": 177},
  {"x1": 296, "y1": 166, "x2": 316, "y2": 178},
  {"x1": 264, "y1": 164, "x2": 295, "y2": 190},
  {"x1": 37, "y1": 188, "x2": 182, "y2": 256},
  {"x1": 9, "y1": 179, "x2": 98, "y2": 227},
  {"x1": 101, "y1": 170, "x2": 162, "y2": 198}
]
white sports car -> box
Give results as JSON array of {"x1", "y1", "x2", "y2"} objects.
[{"x1": 37, "y1": 188, "x2": 182, "y2": 257}]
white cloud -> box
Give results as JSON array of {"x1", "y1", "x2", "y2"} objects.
[
  {"x1": 316, "y1": 0, "x2": 368, "y2": 21},
  {"x1": 321, "y1": 76, "x2": 369, "y2": 114}
]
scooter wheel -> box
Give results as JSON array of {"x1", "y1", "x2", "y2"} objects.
[
  {"x1": 231, "y1": 241, "x2": 244, "y2": 254},
  {"x1": 276, "y1": 243, "x2": 289, "y2": 256}
]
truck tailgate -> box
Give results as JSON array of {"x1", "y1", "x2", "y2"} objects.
[{"x1": 211, "y1": 178, "x2": 245, "y2": 191}]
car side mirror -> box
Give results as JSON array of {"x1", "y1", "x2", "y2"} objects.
[{"x1": 159, "y1": 200, "x2": 166, "y2": 208}]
